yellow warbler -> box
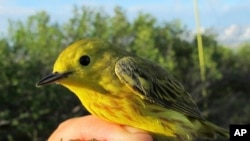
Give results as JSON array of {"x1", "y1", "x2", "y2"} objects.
[{"x1": 37, "y1": 38, "x2": 229, "y2": 140}]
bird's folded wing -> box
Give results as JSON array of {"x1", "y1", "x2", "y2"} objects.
[{"x1": 115, "y1": 56, "x2": 203, "y2": 120}]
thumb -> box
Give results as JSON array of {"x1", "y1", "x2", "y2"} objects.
[{"x1": 48, "y1": 115, "x2": 153, "y2": 141}]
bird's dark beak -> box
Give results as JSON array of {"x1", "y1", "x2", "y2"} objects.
[{"x1": 36, "y1": 72, "x2": 72, "y2": 86}]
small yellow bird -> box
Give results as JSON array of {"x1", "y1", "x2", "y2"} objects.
[{"x1": 37, "y1": 38, "x2": 229, "y2": 140}]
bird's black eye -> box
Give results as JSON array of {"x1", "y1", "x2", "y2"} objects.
[{"x1": 79, "y1": 55, "x2": 90, "y2": 66}]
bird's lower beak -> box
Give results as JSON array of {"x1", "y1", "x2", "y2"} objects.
[{"x1": 36, "y1": 72, "x2": 72, "y2": 86}]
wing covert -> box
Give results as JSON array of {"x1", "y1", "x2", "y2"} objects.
[{"x1": 115, "y1": 57, "x2": 203, "y2": 120}]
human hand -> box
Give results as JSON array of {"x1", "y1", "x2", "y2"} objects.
[{"x1": 48, "y1": 115, "x2": 153, "y2": 141}]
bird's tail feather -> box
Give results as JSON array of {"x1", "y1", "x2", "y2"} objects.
[{"x1": 199, "y1": 121, "x2": 229, "y2": 139}]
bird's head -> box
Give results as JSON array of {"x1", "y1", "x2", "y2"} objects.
[{"x1": 37, "y1": 38, "x2": 122, "y2": 91}]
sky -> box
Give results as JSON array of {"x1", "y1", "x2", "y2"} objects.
[{"x1": 0, "y1": 0, "x2": 250, "y2": 47}]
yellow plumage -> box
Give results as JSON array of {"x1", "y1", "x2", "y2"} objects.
[{"x1": 37, "y1": 38, "x2": 229, "y2": 140}]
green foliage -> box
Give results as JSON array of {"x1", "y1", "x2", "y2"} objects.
[{"x1": 0, "y1": 6, "x2": 249, "y2": 141}]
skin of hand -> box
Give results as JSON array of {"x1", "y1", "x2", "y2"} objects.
[{"x1": 48, "y1": 115, "x2": 153, "y2": 141}]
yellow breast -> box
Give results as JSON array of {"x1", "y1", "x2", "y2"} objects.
[{"x1": 63, "y1": 82, "x2": 178, "y2": 138}]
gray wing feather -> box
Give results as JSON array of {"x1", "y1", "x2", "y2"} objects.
[{"x1": 115, "y1": 56, "x2": 203, "y2": 120}]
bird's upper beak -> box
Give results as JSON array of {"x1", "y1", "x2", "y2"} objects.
[{"x1": 36, "y1": 72, "x2": 72, "y2": 86}]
